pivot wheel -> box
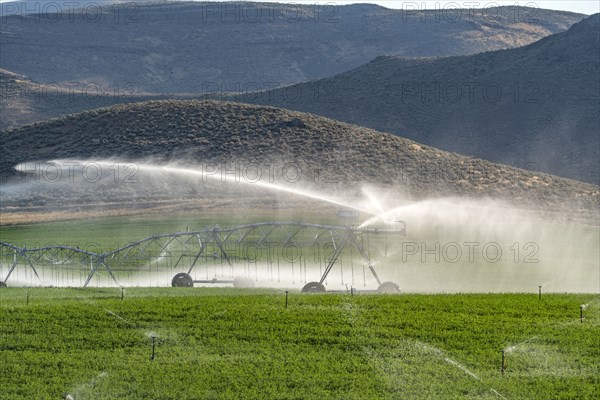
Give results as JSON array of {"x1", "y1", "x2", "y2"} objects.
[
  {"x1": 377, "y1": 281, "x2": 400, "y2": 294},
  {"x1": 233, "y1": 276, "x2": 255, "y2": 288},
  {"x1": 171, "y1": 273, "x2": 194, "y2": 287},
  {"x1": 0, "y1": 281, "x2": 7, "y2": 288},
  {"x1": 302, "y1": 282, "x2": 326, "y2": 293}
]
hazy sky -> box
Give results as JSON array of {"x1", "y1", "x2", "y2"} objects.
[
  {"x1": 266, "y1": 1, "x2": 599, "y2": 15},
  {"x1": 0, "y1": 0, "x2": 598, "y2": 15}
]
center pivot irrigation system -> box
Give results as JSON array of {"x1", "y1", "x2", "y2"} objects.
[{"x1": 0, "y1": 221, "x2": 406, "y2": 293}]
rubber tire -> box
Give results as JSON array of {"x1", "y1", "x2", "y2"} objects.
[
  {"x1": 0, "y1": 281, "x2": 7, "y2": 288},
  {"x1": 233, "y1": 276, "x2": 255, "y2": 288},
  {"x1": 377, "y1": 281, "x2": 400, "y2": 294},
  {"x1": 171, "y1": 273, "x2": 194, "y2": 287},
  {"x1": 302, "y1": 282, "x2": 326, "y2": 293}
]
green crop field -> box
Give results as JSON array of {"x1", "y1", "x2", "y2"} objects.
[
  {"x1": 0, "y1": 288, "x2": 598, "y2": 399},
  {"x1": 0, "y1": 212, "x2": 333, "y2": 251}
]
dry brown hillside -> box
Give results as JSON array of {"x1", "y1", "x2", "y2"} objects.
[
  {"x1": 1, "y1": 100, "x2": 598, "y2": 216},
  {"x1": 233, "y1": 14, "x2": 600, "y2": 184}
]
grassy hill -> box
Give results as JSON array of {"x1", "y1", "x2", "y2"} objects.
[
  {"x1": 233, "y1": 14, "x2": 600, "y2": 185},
  {"x1": 1, "y1": 100, "x2": 598, "y2": 214},
  {"x1": 0, "y1": 2, "x2": 584, "y2": 96}
]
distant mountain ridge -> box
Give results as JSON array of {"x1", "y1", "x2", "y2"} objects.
[
  {"x1": 0, "y1": 4, "x2": 588, "y2": 130},
  {"x1": 0, "y1": 68, "x2": 173, "y2": 130},
  {"x1": 233, "y1": 13, "x2": 600, "y2": 184},
  {"x1": 0, "y1": 2, "x2": 585, "y2": 94}
]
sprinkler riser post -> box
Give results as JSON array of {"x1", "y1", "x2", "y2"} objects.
[{"x1": 150, "y1": 336, "x2": 156, "y2": 361}]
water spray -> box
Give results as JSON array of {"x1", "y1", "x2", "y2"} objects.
[
  {"x1": 13, "y1": 159, "x2": 598, "y2": 293},
  {"x1": 46, "y1": 159, "x2": 378, "y2": 217}
]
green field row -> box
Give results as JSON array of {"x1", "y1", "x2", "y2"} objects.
[{"x1": 0, "y1": 289, "x2": 598, "y2": 399}]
